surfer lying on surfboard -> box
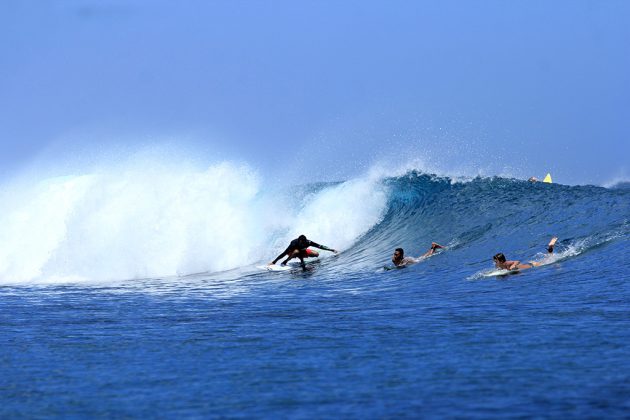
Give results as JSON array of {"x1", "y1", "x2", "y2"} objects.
[
  {"x1": 269, "y1": 235, "x2": 338, "y2": 271},
  {"x1": 493, "y1": 237, "x2": 558, "y2": 271},
  {"x1": 392, "y1": 242, "x2": 444, "y2": 267}
]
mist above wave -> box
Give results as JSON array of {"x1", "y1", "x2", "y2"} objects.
[{"x1": 0, "y1": 158, "x2": 388, "y2": 283}]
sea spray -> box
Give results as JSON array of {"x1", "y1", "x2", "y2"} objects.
[
  {"x1": 0, "y1": 160, "x2": 391, "y2": 283},
  {"x1": 0, "y1": 162, "x2": 264, "y2": 282}
]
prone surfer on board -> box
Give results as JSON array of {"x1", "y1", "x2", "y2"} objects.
[
  {"x1": 392, "y1": 242, "x2": 444, "y2": 267},
  {"x1": 269, "y1": 235, "x2": 338, "y2": 271},
  {"x1": 493, "y1": 237, "x2": 558, "y2": 271}
]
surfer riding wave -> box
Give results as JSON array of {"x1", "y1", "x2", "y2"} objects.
[{"x1": 269, "y1": 235, "x2": 338, "y2": 271}]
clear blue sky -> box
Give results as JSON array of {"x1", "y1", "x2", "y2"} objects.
[{"x1": 1, "y1": 0, "x2": 628, "y2": 185}]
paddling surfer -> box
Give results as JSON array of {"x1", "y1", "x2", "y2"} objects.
[
  {"x1": 493, "y1": 237, "x2": 558, "y2": 271},
  {"x1": 392, "y1": 242, "x2": 444, "y2": 267}
]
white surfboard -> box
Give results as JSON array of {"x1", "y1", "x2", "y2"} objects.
[
  {"x1": 257, "y1": 264, "x2": 292, "y2": 272},
  {"x1": 479, "y1": 268, "x2": 520, "y2": 278}
]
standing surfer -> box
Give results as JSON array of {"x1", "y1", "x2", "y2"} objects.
[{"x1": 269, "y1": 235, "x2": 338, "y2": 271}]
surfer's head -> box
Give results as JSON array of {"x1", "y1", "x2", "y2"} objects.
[
  {"x1": 393, "y1": 248, "x2": 404, "y2": 262},
  {"x1": 297, "y1": 234, "x2": 308, "y2": 247},
  {"x1": 493, "y1": 253, "x2": 506, "y2": 263}
]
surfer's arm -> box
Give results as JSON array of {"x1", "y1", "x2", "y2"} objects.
[
  {"x1": 422, "y1": 242, "x2": 444, "y2": 257},
  {"x1": 270, "y1": 246, "x2": 292, "y2": 265},
  {"x1": 395, "y1": 257, "x2": 416, "y2": 267},
  {"x1": 308, "y1": 241, "x2": 337, "y2": 253},
  {"x1": 507, "y1": 261, "x2": 520, "y2": 270},
  {"x1": 496, "y1": 260, "x2": 519, "y2": 270},
  {"x1": 547, "y1": 237, "x2": 558, "y2": 254},
  {"x1": 269, "y1": 253, "x2": 285, "y2": 265}
]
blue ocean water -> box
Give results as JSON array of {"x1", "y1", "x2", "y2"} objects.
[{"x1": 1, "y1": 170, "x2": 629, "y2": 417}]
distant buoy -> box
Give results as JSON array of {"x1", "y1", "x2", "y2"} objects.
[{"x1": 543, "y1": 173, "x2": 552, "y2": 183}]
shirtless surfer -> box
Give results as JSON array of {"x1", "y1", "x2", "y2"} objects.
[
  {"x1": 392, "y1": 242, "x2": 444, "y2": 267},
  {"x1": 493, "y1": 237, "x2": 558, "y2": 271},
  {"x1": 269, "y1": 235, "x2": 338, "y2": 271}
]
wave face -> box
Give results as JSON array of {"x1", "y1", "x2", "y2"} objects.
[
  {"x1": 0, "y1": 165, "x2": 628, "y2": 283},
  {"x1": 339, "y1": 172, "x2": 629, "y2": 274}
]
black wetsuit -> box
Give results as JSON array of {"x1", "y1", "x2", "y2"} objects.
[{"x1": 271, "y1": 238, "x2": 334, "y2": 269}]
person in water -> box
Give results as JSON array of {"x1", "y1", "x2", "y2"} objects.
[
  {"x1": 269, "y1": 235, "x2": 338, "y2": 270},
  {"x1": 493, "y1": 237, "x2": 558, "y2": 271},
  {"x1": 392, "y1": 242, "x2": 444, "y2": 267}
]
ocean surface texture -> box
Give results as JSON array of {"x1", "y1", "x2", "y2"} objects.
[{"x1": 1, "y1": 171, "x2": 629, "y2": 418}]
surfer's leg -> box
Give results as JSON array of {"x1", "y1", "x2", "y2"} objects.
[
  {"x1": 304, "y1": 248, "x2": 319, "y2": 259},
  {"x1": 517, "y1": 263, "x2": 533, "y2": 270}
]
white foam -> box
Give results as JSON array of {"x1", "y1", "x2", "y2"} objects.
[
  {"x1": 602, "y1": 174, "x2": 630, "y2": 189},
  {"x1": 281, "y1": 175, "x2": 389, "y2": 253},
  {"x1": 0, "y1": 158, "x2": 390, "y2": 284}
]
